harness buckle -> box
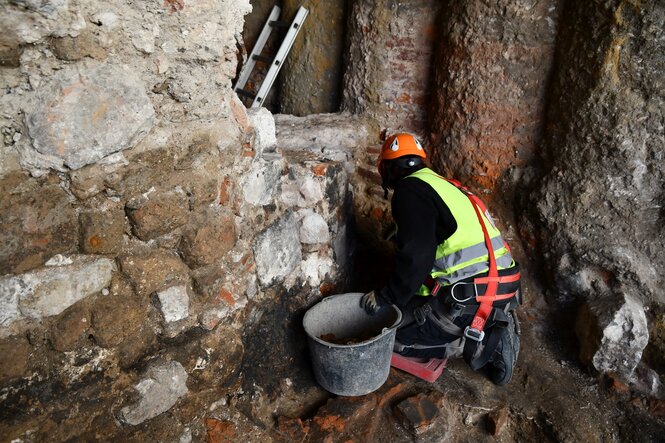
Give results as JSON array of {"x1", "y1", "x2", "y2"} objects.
[{"x1": 463, "y1": 326, "x2": 485, "y2": 342}]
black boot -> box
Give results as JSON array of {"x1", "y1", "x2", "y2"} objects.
[{"x1": 487, "y1": 311, "x2": 520, "y2": 386}]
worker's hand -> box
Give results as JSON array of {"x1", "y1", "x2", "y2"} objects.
[{"x1": 360, "y1": 290, "x2": 386, "y2": 315}]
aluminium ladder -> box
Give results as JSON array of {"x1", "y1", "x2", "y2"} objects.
[{"x1": 234, "y1": 5, "x2": 309, "y2": 108}]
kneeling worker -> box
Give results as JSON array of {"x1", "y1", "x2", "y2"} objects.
[{"x1": 361, "y1": 133, "x2": 522, "y2": 386}]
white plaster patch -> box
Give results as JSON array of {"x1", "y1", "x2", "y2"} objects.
[
  {"x1": 156, "y1": 285, "x2": 190, "y2": 323},
  {"x1": 301, "y1": 254, "x2": 333, "y2": 287}
]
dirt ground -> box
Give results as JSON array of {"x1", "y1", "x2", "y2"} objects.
[
  {"x1": 231, "y1": 219, "x2": 665, "y2": 443},
  {"x1": 240, "y1": 277, "x2": 665, "y2": 443}
]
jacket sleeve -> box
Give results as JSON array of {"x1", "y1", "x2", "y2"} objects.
[{"x1": 378, "y1": 179, "x2": 438, "y2": 310}]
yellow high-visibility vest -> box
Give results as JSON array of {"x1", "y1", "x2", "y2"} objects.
[{"x1": 405, "y1": 168, "x2": 514, "y2": 295}]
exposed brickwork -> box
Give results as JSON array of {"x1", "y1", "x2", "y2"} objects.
[
  {"x1": 218, "y1": 176, "x2": 233, "y2": 206},
  {"x1": 429, "y1": 0, "x2": 561, "y2": 202},
  {"x1": 343, "y1": 0, "x2": 441, "y2": 133}
]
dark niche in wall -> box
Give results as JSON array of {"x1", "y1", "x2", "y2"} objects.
[{"x1": 234, "y1": 0, "x2": 348, "y2": 116}]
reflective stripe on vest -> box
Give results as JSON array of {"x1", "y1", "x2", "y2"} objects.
[{"x1": 407, "y1": 168, "x2": 514, "y2": 288}]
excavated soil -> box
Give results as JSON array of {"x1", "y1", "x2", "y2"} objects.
[
  {"x1": 226, "y1": 222, "x2": 665, "y2": 442},
  {"x1": 240, "y1": 275, "x2": 665, "y2": 442}
]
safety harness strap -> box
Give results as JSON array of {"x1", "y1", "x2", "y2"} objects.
[
  {"x1": 443, "y1": 178, "x2": 519, "y2": 369},
  {"x1": 462, "y1": 186, "x2": 499, "y2": 334},
  {"x1": 397, "y1": 175, "x2": 521, "y2": 370},
  {"x1": 464, "y1": 308, "x2": 509, "y2": 370}
]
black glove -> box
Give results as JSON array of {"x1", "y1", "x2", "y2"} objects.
[{"x1": 360, "y1": 290, "x2": 386, "y2": 315}]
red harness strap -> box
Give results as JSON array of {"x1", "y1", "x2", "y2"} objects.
[
  {"x1": 467, "y1": 196, "x2": 498, "y2": 337},
  {"x1": 444, "y1": 178, "x2": 519, "y2": 342}
]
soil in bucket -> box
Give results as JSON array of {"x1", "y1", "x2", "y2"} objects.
[
  {"x1": 303, "y1": 293, "x2": 402, "y2": 396},
  {"x1": 319, "y1": 326, "x2": 386, "y2": 345}
]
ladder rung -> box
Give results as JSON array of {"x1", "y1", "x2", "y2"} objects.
[
  {"x1": 234, "y1": 5, "x2": 281, "y2": 91},
  {"x1": 252, "y1": 54, "x2": 273, "y2": 63},
  {"x1": 269, "y1": 20, "x2": 290, "y2": 28},
  {"x1": 235, "y1": 88, "x2": 256, "y2": 99},
  {"x1": 251, "y1": 6, "x2": 309, "y2": 108}
]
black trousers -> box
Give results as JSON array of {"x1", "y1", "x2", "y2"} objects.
[{"x1": 395, "y1": 296, "x2": 476, "y2": 359}]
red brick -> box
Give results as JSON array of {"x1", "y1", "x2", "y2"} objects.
[
  {"x1": 206, "y1": 418, "x2": 235, "y2": 443},
  {"x1": 608, "y1": 373, "x2": 630, "y2": 395},
  {"x1": 393, "y1": 392, "x2": 442, "y2": 435},
  {"x1": 486, "y1": 406, "x2": 509, "y2": 436},
  {"x1": 370, "y1": 207, "x2": 386, "y2": 220},
  {"x1": 164, "y1": 0, "x2": 185, "y2": 14},
  {"x1": 313, "y1": 414, "x2": 346, "y2": 433},
  {"x1": 396, "y1": 92, "x2": 412, "y2": 104},
  {"x1": 310, "y1": 396, "x2": 377, "y2": 439},
  {"x1": 230, "y1": 99, "x2": 250, "y2": 133},
  {"x1": 219, "y1": 177, "x2": 232, "y2": 206},
  {"x1": 377, "y1": 381, "x2": 407, "y2": 407},
  {"x1": 649, "y1": 399, "x2": 665, "y2": 417},
  {"x1": 240, "y1": 254, "x2": 255, "y2": 273},
  {"x1": 217, "y1": 288, "x2": 236, "y2": 307},
  {"x1": 311, "y1": 164, "x2": 328, "y2": 176}
]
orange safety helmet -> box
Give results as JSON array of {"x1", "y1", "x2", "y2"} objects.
[
  {"x1": 377, "y1": 133, "x2": 427, "y2": 197},
  {"x1": 377, "y1": 132, "x2": 427, "y2": 170}
]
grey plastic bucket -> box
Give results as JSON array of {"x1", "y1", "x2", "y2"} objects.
[{"x1": 303, "y1": 292, "x2": 402, "y2": 396}]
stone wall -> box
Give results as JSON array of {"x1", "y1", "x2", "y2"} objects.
[
  {"x1": 0, "y1": 1, "x2": 357, "y2": 440},
  {"x1": 2, "y1": 0, "x2": 664, "y2": 439},
  {"x1": 534, "y1": 0, "x2": 665, "y2": 383}
]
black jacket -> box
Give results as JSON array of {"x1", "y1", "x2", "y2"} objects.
[{"x1": 378, "y1": 172, "x2": 458, "y2": 309}]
